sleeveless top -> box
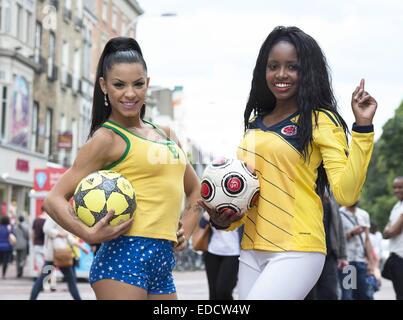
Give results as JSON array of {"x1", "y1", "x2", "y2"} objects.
[{"x1": 101, "y1": 120, "x2": 187, "y2": 243}]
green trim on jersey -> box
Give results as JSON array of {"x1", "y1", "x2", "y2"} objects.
[{"x1": 101, "y1": 123, "x2": 131, "y2": 170}]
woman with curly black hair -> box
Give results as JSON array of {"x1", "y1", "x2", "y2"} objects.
[{"x1": 199, "y1": 26, "x2": 377, "y2": 299}]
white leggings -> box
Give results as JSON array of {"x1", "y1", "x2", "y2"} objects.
[{"x1": 238, "y1": 250, "x2": 325, "y2": 300}]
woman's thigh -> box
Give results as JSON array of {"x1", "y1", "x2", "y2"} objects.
[
  {"x1": 92, "y1": 279, "x2": 148, "y2": 300},
  {"x1": 246, "y1": 251, "x2": 325, "y2": 300}
]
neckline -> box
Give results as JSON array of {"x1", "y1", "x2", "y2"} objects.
[
  {"x1": 258, "y1": 110, "x2": 299, "y2": 131},
  {"x1": 106, "y1": 119, "x2": 174, "y2": 145}
]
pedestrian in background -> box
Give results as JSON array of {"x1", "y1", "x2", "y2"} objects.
[
  {"x1": 13, "y1": 215, "x2": 30, "y2": 278},
  {"x1": 383, "y1": 176, "x2": 403, "y2": 300},
  {"x1": 198, "y1": 212, "x2": 242, "y2": 300},
  {"x1": 0, "y1": 216, "x2": 15, "y2": 279},
  {"x1": 29, "y1": 215, "x2": 88, "y2": 300},
  {"x1": 339, "y1": 203, "x2": 375, "y2": 299}
]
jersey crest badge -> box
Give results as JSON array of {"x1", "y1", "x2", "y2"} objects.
[{"x1": 281, "y1": 125, "x2": 298, "y2": 136}]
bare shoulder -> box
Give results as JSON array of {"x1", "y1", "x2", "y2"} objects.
[
  {"x1": 73, "y1": 127, "x2": 123, "y2": 170},
  {"x1": 159, "y1": 126, "x2": 181, "y2": 146}
]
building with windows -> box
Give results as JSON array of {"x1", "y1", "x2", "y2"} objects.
[{"x1": 0, "y1": 0, "x2": 48, "y2": 219}]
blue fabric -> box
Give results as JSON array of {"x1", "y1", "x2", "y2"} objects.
[
  {"x1": 89, "y1": 236, "x2": 176, "y2": 294},
  {"x1": 339, "y1": 261, "x2": 373, "y2": 300},
  {"x1": 0, "y1": 225, "x2": 12, "y2": 251}
]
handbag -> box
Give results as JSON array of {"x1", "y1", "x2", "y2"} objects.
[
  {"x1": 53, "y1": 247, "x2": 74, "y2": 268},
  {"x1": 192, "y1": 224, "x2": 211, "y2": 252},
  {"x1": 8, "y1": 233, "x2": 17, "y2": 247}
]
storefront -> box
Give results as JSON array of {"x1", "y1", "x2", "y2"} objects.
[{"x1": 0, "y1": 144, "x2": 48, "y2": 222}]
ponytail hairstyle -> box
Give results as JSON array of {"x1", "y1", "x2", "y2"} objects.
[
  {"x1": 88, "y1": 37, "x2": 148, "y2": 138},
  {"x1": 243, "y1": 26, "x2": 348, "y2": 198}
]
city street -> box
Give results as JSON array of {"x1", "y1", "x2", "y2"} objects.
[{"x1": 0, "y1": 263, "x2": 396, "y2": 300}]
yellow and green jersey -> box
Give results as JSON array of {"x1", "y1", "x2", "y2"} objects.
[
  {"x1": 228, "y1": 109, "x2": 374, "y2": 254},
  {"x1": 101, "y1": 120, "x2": 187, "y2": 243}
]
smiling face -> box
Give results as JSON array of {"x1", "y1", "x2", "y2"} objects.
[
  {"x1": 99, "y1": 62, "x2": 149, "y2": 122},
  {"x1": 266, "y1": 41, "x2": 299, "y2": 106},
  {"x1": 393, "y1": 178, "x2": 403, "y2": 201}
]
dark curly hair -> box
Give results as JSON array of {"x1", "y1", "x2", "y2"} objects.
[{"x1": 243, "y1": 26, "x2": 348, "y2": 197}]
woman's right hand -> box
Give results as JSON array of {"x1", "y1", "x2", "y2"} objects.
[
  {"x1": 197, "y1": 199, "x2": 241, "y2": 229},
  {"x1": 86, "y1": 210, "x2": 134, "y2": 244}
]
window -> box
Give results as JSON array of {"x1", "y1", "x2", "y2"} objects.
[
  {"x1": 73, "y1": 48, "x2": 81, "y2": 92},
  {"x1": 31, "y1": 102, "x2": 39, "y2": 152},
  {"x1": 70, "y1": 118, "x2": 77, "y2": 163},
  {"x1": 34, "y1": 21, "x2": 42, "y2": 64},
  {"x1": 102, "y1": 0, "x2": 108, "y2": 22},
  {"x1": 17, "y1": 3, "x2": 23, "y2": 40},
  {"x1": 112, "y1": 7, "x2": 117, "y2": 31},
  {"x1": 0, "y1": 86, "x2": 7, "y2": 140},
  {"x1": 47, "y1": 32, "x2": 56, "y2": 79},
  {"x1": 76, "y1": 0, "x2": 83, "y2": 19},
  {"x1": 58, "y1": 113, "x2": 66, "y2": 164},
  {"x1": 26, "y1": 11, "x2": 32, "y2": 44},
  {"x1": 64, "y1": 0, "x2": 71, "y2": 10},
  {"x1": 44, "y1": 108, "x2": 53, "y2": 157},
  {"x1": 3, "y1": 0, "x2": 11, "y2": 33},
  {"x1": 61, "y1": 41, "x2": 69, "y2": 85}
]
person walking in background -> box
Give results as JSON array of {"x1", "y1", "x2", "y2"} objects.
[
  {"x1": 13, "y1": 216, "x2": 30, "y2": 278},
  {"x1": 306, "y1": 193, "x2": 348, "y2": 300},
  {"x1": 339, "y1": 203, "x2": 375, "y2": 299},
  {"x1": 29, "y1": 215, "x2": 88, "y2": 300},
  {"x1": 0, "y1": 216, "x2": 15, "y2": 279},
  {"x1": 198, "y1": 25, "x2": 377, "y2": 300},
  {"x1": 383, "y1": 176, "x2": 403, "y2": 300},
  {"x1": 198, "y1": 212, "x2": 242, "y2": 300},
  {"x1": 32, "y1": 210, "x2": 47, "y2": 277}
]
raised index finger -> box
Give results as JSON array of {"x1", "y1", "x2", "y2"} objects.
[{"x1": 360, "y1": 78, "x2": 365, "y2": 91}]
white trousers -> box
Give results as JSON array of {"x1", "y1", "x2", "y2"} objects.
[{"x1": 238, "y1": 249, "x2": 325, "y2": 300}]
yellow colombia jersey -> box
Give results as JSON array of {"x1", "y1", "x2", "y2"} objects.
[
  {"x1": 229, "y1": 109, "x2": 374, "y2": 254},
  {"x1": 101, "y1": 120, "x2": 187, "y2": 243}
]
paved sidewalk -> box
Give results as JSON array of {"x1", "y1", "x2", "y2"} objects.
[{"x1": 0, "y1": 263, "x2": 395, "y2": 300}]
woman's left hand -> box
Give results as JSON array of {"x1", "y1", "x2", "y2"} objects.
[
  {"x1": 351, "y1": 79, "x2": 377, "y2": 126},
  {"x1": 174, "y1": 220, "x2": 187, "y2": 252}
]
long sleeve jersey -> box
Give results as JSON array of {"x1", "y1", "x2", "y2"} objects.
[{"x1": 228, "y1": 109, "x2": 374, "y2": 254}]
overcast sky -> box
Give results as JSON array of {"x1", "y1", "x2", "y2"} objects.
[{"x1": 136, "y1": 0, "x2": 403, "y2": 158}]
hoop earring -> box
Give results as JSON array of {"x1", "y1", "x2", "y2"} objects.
[{"x1": 104, "y1": 94, "x2": 108, "y2": 107}]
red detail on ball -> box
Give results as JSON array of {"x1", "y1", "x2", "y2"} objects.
[
  {"x1": 227, "y1": 177, "x2": 241, "y2": 192},
  {"x1": 201, "y1": 182, "x2": 211, "y2": 198}
]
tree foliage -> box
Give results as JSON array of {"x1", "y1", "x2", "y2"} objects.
[{"x1": 360, "y1": 100, "x2": 403, "y2": 229}]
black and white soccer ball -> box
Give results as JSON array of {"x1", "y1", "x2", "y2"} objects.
[{"x1": 200, "y1": 158, "x2": 259, "y2": 218}]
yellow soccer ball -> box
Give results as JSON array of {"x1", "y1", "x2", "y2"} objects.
[{"x1": 73, "y1": 170, "x2": 136, "y2": 227}]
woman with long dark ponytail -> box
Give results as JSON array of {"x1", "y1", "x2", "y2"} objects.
[
  {"x1": 199, "y1": 26, "x2": 378, "y2": 299},
  {"x1": 43, "y1": 37, "x2": 201, "y2": 299}
]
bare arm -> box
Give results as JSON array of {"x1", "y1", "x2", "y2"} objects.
[
  {"x1": 159, "y1": 126, "x2": 202, "y2": 249},
  {"x1": 43, "y1": 128, "x2": 133, "y2": 244},
  {"x1": 383, "y1": 214, "x2": 403, "y2": 239}
]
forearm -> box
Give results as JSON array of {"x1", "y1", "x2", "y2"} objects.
[
  {"x1": 182, "y1": 193, "x2": 202, "y2": 240},
  {"x1": 331, "y1": 130, "x2": 374, "y2": 206},
  {"x1": 43, "y1": 195, "x2": 91, "y2": 242}
]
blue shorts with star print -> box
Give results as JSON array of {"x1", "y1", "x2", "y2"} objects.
[{"x1": 89, "y1": 236, "x2": 176, "y2": 294}]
